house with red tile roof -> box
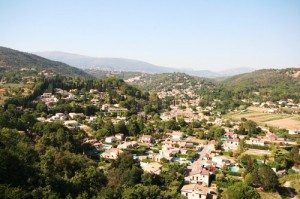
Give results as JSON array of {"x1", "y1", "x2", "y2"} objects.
[{"x1": 184, "y1": 168, "x2": 210, "y2": 185}]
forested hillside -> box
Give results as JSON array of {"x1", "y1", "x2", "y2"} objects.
[
  {"x1": 0, "y1": 47, "x2": 91, "y2": 78},
  {"x1": 221, "y1": 68, "x2": 300, "y2": 102}
]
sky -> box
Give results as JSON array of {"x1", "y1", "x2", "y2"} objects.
[{"x1": 0, "y1": 0, "x2": 300, "y2": 71}]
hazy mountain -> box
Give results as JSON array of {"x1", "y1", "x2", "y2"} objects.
[
  {"x1": 0, "y1": 47, "x2": 91, "y2": 78},
  {"x1": 34, "y1": 51, "x2": 175, "y2": 74},
  {"x1": 184, "y1": 70, "x2": 220, "y2": 78},
  {"x1": 34, "y1": 51, "x2": 257, "y2": 78},
  {"x1": 219, "y1": 67, "x2": 255, "y2": 76}
]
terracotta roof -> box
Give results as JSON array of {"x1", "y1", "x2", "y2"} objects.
[
  {"x1": 189, "y1": 166, "x2": 210, "y2": 176},
  {"x1": 181, "y1": 184, "x2": 209, "y2": 194}
]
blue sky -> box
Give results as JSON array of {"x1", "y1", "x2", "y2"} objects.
[{"x1": 0, "y1": 0, "x2": 300, "y2": 71}]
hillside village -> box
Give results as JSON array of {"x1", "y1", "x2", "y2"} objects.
[
  {"x1": 18, "y1": 77, "x2": 299, "y2": 199},
  {"x1": 1, "y1": 48, "x2": 300, "y2": 199},
  {"x1": 2, "y1": 0, "x2": 300, "y2": 197}
]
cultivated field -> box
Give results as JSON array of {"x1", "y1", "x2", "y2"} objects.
[{"x1": 226, "y1": 106, "x2": 300, "y2": 130}]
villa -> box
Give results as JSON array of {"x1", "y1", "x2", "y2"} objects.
[{"x1": 181, "y1": 184, "x2": 211, "y2": 199}]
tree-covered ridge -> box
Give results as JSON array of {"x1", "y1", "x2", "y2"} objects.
[
  {"x1": 221, "y1": 68, "x2": 300, "y2": 102},
  {"x1": 3, "y1": 76, "x2": 150, "y2": 113},
  {"x1": 127, "y1": 72, "x2": 215, "y2": 92},
  {"x1": 126, "y1": 72, "x2": 248, "y2": 114},
  {"x1": 0, "y1": 46, "x2": 91, "y2": 78}
]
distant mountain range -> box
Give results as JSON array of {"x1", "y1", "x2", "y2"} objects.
[
  {"x1": 0, "y1": 46, "x2": 91, "y2": 78},
  {"x1": 34, "y1": 51, "x2": 174, "y2": 73},
  {"x1": 34, "y1": 51, "x2": 255, "y2": 77}
]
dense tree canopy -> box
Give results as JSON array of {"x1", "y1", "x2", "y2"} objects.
[{"x1": 222, "y1": 182, "x2": 261, "y2": 199}]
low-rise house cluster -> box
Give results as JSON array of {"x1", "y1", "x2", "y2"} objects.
[
  {"x1": 181, "y1": 142, "x2": 219, "y2": 199},
  {"x1": 245, "y1": 132, "x2": 297, "y2": 146}
]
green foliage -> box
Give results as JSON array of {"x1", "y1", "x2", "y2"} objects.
[
  {"x1": 238, "y1": 154, "x2": 256, "y2": 173},
  {"x1": 36, "y1": 101, "x2": 48, "y2": 113},
  {"x1": 164, "y1": 118, "x2": 180, "y2": 130},
  {"x1": 108, "y1": 152, "x2": 143, "y2": 192},
  {"x1": 236, "y1": 119, "x2": 261, "y2": 136},
  {"x1": 222, "y1": 182, "x2": 261, "y2": 199},
  {"x1": 206, "y1": 126, "x2": 225, "y2": 140},
  {"x1": 122, "y1": 184, "x2": 161, "y2": 199},
  {"x1": 221, "y1": 68, "x2": 300, "y2": 102},
  {"x1": 0, "y1": 74, "x2": 184, "y2": 198},
  {"x1": 0, "y1": 184, "x2": 30, "y2": 199},
  {"x1": 288, "y1": 146, "x2": 300, "y2": 164},
  {"x1": 250, "y1": 164, "x2": 279, "y2": 191}
]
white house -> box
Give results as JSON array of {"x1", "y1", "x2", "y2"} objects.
[
  {"x1": 245, "y1": 137, "x2": 265, "y2": 146},
  {"x1": 222, "y1": 138, "x2": 240, "y2": 151},
  {"x1": 288, "y1": 129, "x2": 300, "y2": 135},
  {"x1": 117, "y1": 141, "x2": 138, "y2": 149},
  {"x1": 181, "y1": 184, "x2": 210, "y2": 199},
  {"x1": 172, "y1": 131, "x2": 183, "y2": 140},
  {"x1": 185, "y1": 168, "x2": 210, "y2": 185},
  {"x1": 105, "y1": 136, "x2": 116, "y2": 143},
  {"x1": 140, "y1": 135, "x2": 154, "y2": 143},
  {"x1": 154, "y1": 145, "x2": 179, "y2": 162},
  {"x1": 101, "y1": 148, "x2": 123, "y2": 159},
  {"x1": 69, "y1": 112, "x2": 85, "y2": 120},
  {"x1": 64, "y1": 120, "x2": 79, "y2": 129},
  {"x1": 89, "y1": 89, "x2": 99, "y2": 94},
  {"x1": 115, "y1": 133, "x2": 124, "y2": 141},
  {"x1": 50, "y1": 113, "x2": 66, "y2": 121},
  {"x1": 211, "y1": 156, "x2": 231, "y2": 168}
]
